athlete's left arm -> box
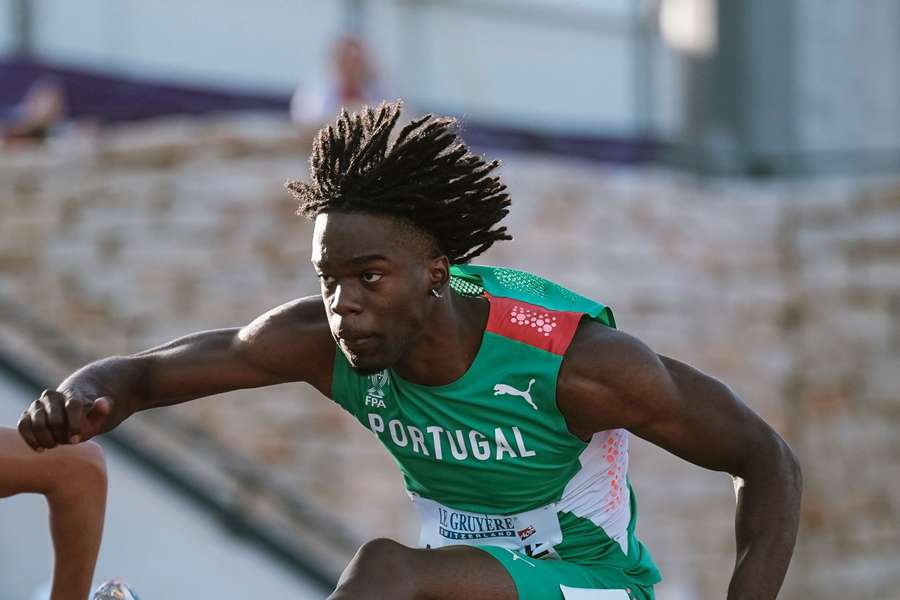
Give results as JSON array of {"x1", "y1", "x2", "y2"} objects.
[{"x1": 557, "y1": 321, "x2": 802, "y2": 600}]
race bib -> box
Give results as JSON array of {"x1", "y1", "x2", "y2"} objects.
[
  {"x1": 560, "y1": 587, "x2": 629, "y2": 599},
  {"x1": 411, "y1": 494, "x2": 563, "y2": 559}
]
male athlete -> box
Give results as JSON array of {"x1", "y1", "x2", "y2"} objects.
[{"x1": 18, "y1": 102, "x2": 801, "y2": 599}]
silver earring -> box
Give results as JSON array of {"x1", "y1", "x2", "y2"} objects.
[{"x1": 431, "y1": 288, "x2": 443, "y2": 298}]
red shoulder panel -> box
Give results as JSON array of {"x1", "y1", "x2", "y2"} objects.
[{"x1": 486, "y1": 295, "x2": 583, "y2": 356}]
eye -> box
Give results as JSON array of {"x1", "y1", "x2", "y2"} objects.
[
  {"x1": 317, "y1": 273, "x2": 336, "y2": 287},
  {"x1": 361, "y1": 272, "x2": 383, "y2": 284}
]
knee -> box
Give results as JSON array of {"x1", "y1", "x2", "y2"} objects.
[
  {"x1": 74, "y1": 441, "x2": 107, "y2": 477},
  {"x1": 47, "y1": 441, "x2": 108, "y2": 502},
  {"x1": 68, "y1": 441, "x2": 107, "y2": 489},
  {"x1": 330, "y1": 538, "x2": 420, "y2": 600}
]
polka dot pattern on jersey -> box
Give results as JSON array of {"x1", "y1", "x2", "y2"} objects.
[
  {"x1": 509, "y1": 305, "x2": 558, "y2": 336},
  {"x1": 603, "y1": 430, "x2": 628, "y2": 513}
]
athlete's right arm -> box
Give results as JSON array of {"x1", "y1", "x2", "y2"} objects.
[{"x1": 17, "y1": 296, "x2": 335, "y2": 451}]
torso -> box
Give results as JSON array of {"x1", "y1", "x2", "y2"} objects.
[
  {"x1": 285, "y1": 267, "x2": 660, "y2": 582},
  {"x1": 327, "y1": 289, "x2": 659, "y2": 584}
]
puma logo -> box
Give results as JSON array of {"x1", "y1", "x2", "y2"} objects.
[{"x1": 493, "y1": 379, "x2": 538, "y2": 410}]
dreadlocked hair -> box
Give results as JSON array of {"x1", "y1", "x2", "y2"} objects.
[{"x1": 286, "y1": 100, "x2": 512, "y2": 264}]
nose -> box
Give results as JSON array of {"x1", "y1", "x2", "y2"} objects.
[{"x1": 329, "y1": 283, "x2": 362, "y2": 316}]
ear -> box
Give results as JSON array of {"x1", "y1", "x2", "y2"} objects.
[{"x1": 427, "y1": 255, "x2": 450, "y2": 291}]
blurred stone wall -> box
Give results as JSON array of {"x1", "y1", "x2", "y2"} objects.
[
  {"x1": 1, "y1": 117, "x2": 898, "y2": 599},
  {"x1": 777, "y1": 188, "x2": 900, "y2": 599}
]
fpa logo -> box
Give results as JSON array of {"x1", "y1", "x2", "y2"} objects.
[{"x1": 365, "y1": 370, "x2": 390, "y2": 408}]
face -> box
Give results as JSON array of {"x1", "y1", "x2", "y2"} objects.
[
  {"x1": 334, "y1": 37, "x2": 371, "y2": 85},
  {"x1": 312, "y1": 212, "x2": 447, "y2": 374}
]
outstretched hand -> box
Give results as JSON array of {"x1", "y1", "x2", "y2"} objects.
[{"x1": 18, "y1": 389, "x2": 115, "y2": 451}]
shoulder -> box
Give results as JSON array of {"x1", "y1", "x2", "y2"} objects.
[
  {"x1": 237, "y1": 296, "x2": 335, "y2": 393},
  {"x1": 485, "y1": 295, "x2": 584, "y2": 355},
  {"x1": 564, "y1": 319, "x2": 661, "y2": 372},
  {"x1": 557, "y1": 319, "x2": 678, "y2": 439},
  {"x1": 240, "y1": 295, "x2": 329, "y2": 339}
]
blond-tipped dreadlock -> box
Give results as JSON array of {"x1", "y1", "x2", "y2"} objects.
[{"x1": 286, "y1": 100, "x2": 512, "y2": 264}]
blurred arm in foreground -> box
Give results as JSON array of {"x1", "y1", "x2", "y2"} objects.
[{"x1": 0, "y1": 427, "x2": 107, "y2": 600}]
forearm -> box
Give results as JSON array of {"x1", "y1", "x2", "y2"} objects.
[
  {"x1": 728, "y1": 437, "x2": 802, "y2": 600},
  {"x1": 58, "y1": 356, "x2": 147, "y2": 423},
  {"x1": 21, "y1": 325, "x2": 301, "y2": 451},
  {"x1": 58, "y1": 328, "x2": 247, "y2": 415}
]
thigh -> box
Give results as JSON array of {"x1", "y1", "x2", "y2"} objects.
[
  {"x1": 413, "y1": 544, "x2": 519, "y2": 600},
  {"x1": 330, "y1": 539, "x2": 518, "y2": 600},
  {"x1": 475, "y1": 546, "x2": 654, "y2": 600}
]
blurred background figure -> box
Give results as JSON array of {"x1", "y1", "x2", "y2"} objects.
[
  {"x1": 290, "y1": 35, "x2": 386, "y2": 133},
  {"x1": 0, "y1": 77, "x2": 67, "y2": 146}
]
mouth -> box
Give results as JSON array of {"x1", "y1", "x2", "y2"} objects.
[{"x1": 338, "y1": 334, "x2": 377, "y2": 353}]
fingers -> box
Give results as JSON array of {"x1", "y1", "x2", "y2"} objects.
[
  {"x1": 17, "y1": 411, "x2": 42, "y2": 452},
  {"x1": 41, "y1": 390, "x2": 69, "y2": 444},
  {"x1": 88, "y1": 396, "x2": 112, "y2": 418},
  {"x1": 65, "y1": 395, "x2": 85, "y2": 443},
  {"x1": 82, "y1": 396, "x2": 113, "y2": 440},
  {"x1": 29, "y1": 399, "x2": 57, "y2": 450},
  {"x1": 19, "y1": 389, "x2": 97, "y2": 451}
]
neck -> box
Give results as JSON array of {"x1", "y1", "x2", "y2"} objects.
[{"x1": 392, "y1": 290, "x2": 488, "y2": 386}]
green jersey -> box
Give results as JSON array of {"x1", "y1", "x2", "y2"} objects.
[{"x1": 331, "y1": 265, "x2": 661, "y2": 588}]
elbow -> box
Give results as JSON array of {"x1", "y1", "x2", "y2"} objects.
[
  {"x1": 770, "y1": 430, "x2": 802, "y2": 494},
  {"x1": 783, "y1": 438, "x2": 803, "y2": 499},
  {"x1": 47, "y1": 441, "x2": 108, "y2": 503},
  {"x1": 771, "y1": 436, "x2": 803, "y2": 523},
  {"x1": 77, "y1": 441, "x2": 108, "y2": 483},
  {"x1": 744, "y1": 431, "x2": 803, "y2": 500},
  {"x1": 75, "y1": 441, "x2": 108, "y2": 496}
]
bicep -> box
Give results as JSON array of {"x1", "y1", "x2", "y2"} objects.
[
  {"x1": 132, "y1": 297, "x2": 334, "y2": 405},
  {"x1": 561, "y1": 325, "x2": 773, "y2": 477},
  {"x1": 627, "y1": 354, "x2": 772, "y2": 476},
  {"x1": 134, "y1": 327, "x2": 280, "y2": 406}
]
